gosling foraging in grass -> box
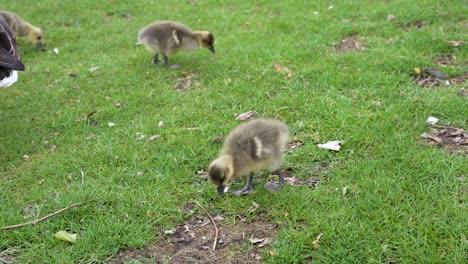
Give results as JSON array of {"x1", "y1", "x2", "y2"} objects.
[
  {"x1": 0, "y1": 16, "x2": 25, "y2": 88},
  {"x1": 0, "y1": 10, "x2": 44, "y2": 48},
  {"x1": 137, "y1": 21, "x2": 215, "y2": 67},
  {"x1": 208, "y1": 119, "x2": 289, "y2": 197}
]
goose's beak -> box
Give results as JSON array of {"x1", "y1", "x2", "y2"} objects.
[
  {"x1": 217, "y1": 185, "x2": 225, "y2": 197},
  {"x1": 209, "y1": 46, "x2": 215, "y2": 54}
]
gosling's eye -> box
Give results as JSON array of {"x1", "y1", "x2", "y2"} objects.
[{"x1": 38, "y1": 36, "x2": 42, "y2": 40}]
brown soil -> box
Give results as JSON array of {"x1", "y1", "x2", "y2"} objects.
[
  {"x1": 109, "y1": 216, "x2": 279, "y2": 264},
  {"x1": 421, "y1": 126, "x2": 468, "y2": 154},
  {"x1": 335, "y1": 35, "x2": 365, "y2": 53}
]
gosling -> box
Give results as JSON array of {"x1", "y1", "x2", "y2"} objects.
[
  {"x1": 0, "y1": 16, "x2": 25, "y2": 88},
  {"x1": 208, "y1": 119, "x2": 289, "y2": 197},
  {"x1": 0, "y1": 10, "x2": 44, "y2": 48},
  {"x1": 137, "y1": 21, "x2": 215, "y2": 67}
]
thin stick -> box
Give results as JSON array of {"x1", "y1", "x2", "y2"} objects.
[
  {"x1": 195, "y1": 200, "x2": 218, "y2": 251},
  {"x1": 2, "y1": 200, "x2": 94, "y2": 230}
]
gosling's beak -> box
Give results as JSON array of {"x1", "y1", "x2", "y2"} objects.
[
  {"x1": 217, "y1": 186, "x2": 225, "y2": 197},
  {"x1": 209, "y1": 46, "x2": 215, "y2": 54},
  {"x1": 36, "y1": 42, "x2": 42, "y2": 49}
]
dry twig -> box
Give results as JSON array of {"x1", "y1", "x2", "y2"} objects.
[
  {"x1": 2, "y1": 200, "x2": 94, "y2": 230},
  {"x1": 194, "y1": 200, "x2": 219, "y2": 251}
]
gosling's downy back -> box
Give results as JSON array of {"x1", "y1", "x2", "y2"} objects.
[{"x1": 220, "y1": 118, "x2": 289, "y2": 177}]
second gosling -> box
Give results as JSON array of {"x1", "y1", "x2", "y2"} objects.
[
  {"x1": 0, "y1": 10, "x2": 44, "y2": 48},
  {"x1": 208, "y1": 119, "x2": 289, "y2": 197},
  {"x1": 137, "y1": 21, "x2": 215, "y2": 67}
]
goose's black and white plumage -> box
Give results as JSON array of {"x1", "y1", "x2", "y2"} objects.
[{"x1": 0, "y1": 16, "x2": 25, "y2": 88}]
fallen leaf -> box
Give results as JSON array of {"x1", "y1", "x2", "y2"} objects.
[
  {"x1": 258, "y1": 237, "x2": 274, "y2": 247},
  {"x1": 213, "y1": 215, "x2": 225, "y2": 222},
  {"x1": 89, "y1": 66, "x2": 100, "y2": 72},
  {"x1": 313, "y1": 232, "x2": 323, "y2": 249},
  {"x1": 248, "y1": 201, "x2": 259, "y2": 214},
  {"x1": 245, "y1": 21, "x2": 251, "y2": 26},
  {"x1": 318, "y1": 140, "x2": 342, "y2": 151},
  {"x1": 273, "y1": 62, "x2": 289, "y2": 73},
  {"x1": 421, "y1": 133, "x2": 442, "y2": 143},
  {"x1": 54, "y1": 231, "x2": 77, "y2": 244},
  {"x1": 146, "y1": 210, "x2": 152, "y2": 218},
  {"x1": 288, "y1": 140, "x2": 304, "y2": 151},
  {"x1": 446, "y1": 40, "x2": 464, "y2": 47},
  {"x1": 312, "y1": 240, "x2": 320, "y2": 249},
  {"x1": 426, "y1": 116, "x2": 439, "y2": 125},
  {"x1": 284, "y1": 210, "x2": 289, "y2": 217},
  {"x1": 269, "y1": 250, "x2": 278, "y2": 256},
  {"x1": 414, "y1": 68, "x2": 421, "y2": 74},
  {"x1": 249, "y1": 237, "x2": 264, "y2": 244},
  {"x1": 163, "y1": 228, "x2": 176, "y2": 235},
  {"x1": 236, "y1": 110, "x2": 256, "y2": 121},
  {"x1": 50, "y1": 145, "x2": 57, "y2": 152},
  {"x1": 22, "y1": 155, "x2": 30, "y2": 161},
  {"x1": 37, "y1": 179, "x2": 44, "y2": 185},
  {"x1": 212, "y1": 136, "x2": 224, "y2": 143},
  {"x1": 174, "y1": 73, "x2": 197, "y2": 92}
]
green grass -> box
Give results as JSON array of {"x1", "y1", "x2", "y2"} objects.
[{"x1": 1, "y1": 0, "x2": 467, "y2": 263}]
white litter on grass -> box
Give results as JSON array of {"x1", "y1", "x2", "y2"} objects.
[
  {"x1": 426, "y1": 116, "x2": 439, "y2": 125},
  {"x1": 107, "y1": 122, "x2": 115, "y2": 127},
  {"x1": 318, "y1": 140, "x2": 342, "y2": 151},
  {"x1": 158, "y1": 121, "x2": 164, "y2": 127},
  {"x1": 313, "y1": 11, "x2": 319, "y2": 15},
  {"x1": 148, "y1": 134, "x2": 160, "y2": 141},
  {"x1": 327, "y1": 5, "x2": 334, "y2": 10},
  {"x1": 53, "y1": 48, "x2": 59, "y2": 54}
]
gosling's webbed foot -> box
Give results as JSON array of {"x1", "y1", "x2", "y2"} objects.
[
  {"x1": 232, "y1": 173, "x2": 254, "y2": 196},
  {"x1": 265, "y1": 169, "x2": 285, "y2": 192},
  {"x1": 264, "y1": 181, "x2": 283, "y2": 192},
  {"x1": 232, "y1": 185, "x2": 254, "y2": 196}
]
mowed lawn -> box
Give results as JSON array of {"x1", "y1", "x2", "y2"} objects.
[{"x1": 1, "y1": 0, "x2": 466, "y2": 263}]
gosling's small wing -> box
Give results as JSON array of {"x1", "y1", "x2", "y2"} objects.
[{"x1": 0, "y1": 16, "x2": 24, "y2": 70}]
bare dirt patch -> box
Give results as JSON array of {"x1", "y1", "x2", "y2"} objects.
[
  {"x1": 400, "y1": 20, "x2": 426, "y2": 30},
  {"x1": 335, "y1": 35, "x2": 365, "y2": 53},
  {"x1": 109, "y1": 216, "x2": 279, "y2": 264},
  {"x1": 174, "y1": 72, "x2": 199, "y2": 93},
  {"x1": 421, "y1": 126, "x2": 468, "y2": 154},
  {"x1": 432, "y1": 54, "x2": 457, "y2": 67}
]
